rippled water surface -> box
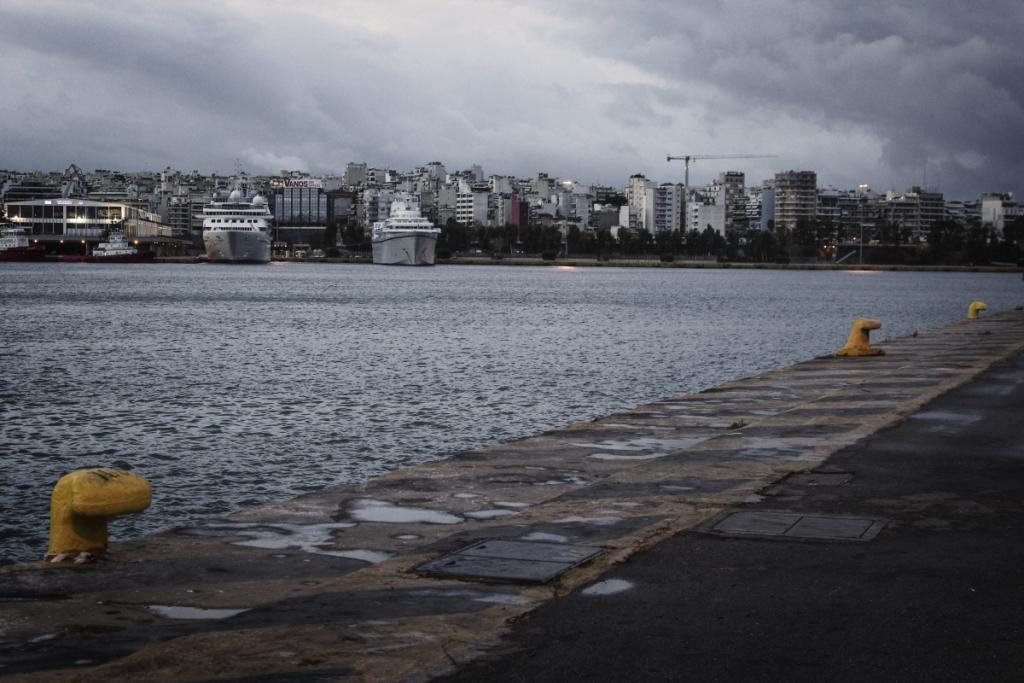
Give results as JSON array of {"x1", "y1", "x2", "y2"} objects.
[{"x1": 2, "y1": 263, "x2": 1021, "y2": 563}]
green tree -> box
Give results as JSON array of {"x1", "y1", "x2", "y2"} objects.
[{"x1": 791, "y1": 218, "x2": 818, "y2": 258}]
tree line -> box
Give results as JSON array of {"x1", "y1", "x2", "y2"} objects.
[{"x1": 332, "y1": 214, "x2": 1022, "y2": 266}]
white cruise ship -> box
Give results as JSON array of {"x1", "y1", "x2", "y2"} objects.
[
  {"x1": 202, "y1": 190, "x2": 272, "y2": 263},
  {"x1": 371, "y1": 199, "x2": 441, "y2": 266}
]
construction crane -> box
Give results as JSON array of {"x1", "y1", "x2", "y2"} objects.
[
  {"x1": 666, "y1": 154, "x2": 778, "y2": 192},
  {"x1": 667, "y1": 154, "x2": 777, "y2": 233}
]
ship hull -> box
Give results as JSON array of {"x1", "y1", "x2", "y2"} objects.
[
  {"x1": 0, "y1": 247, "x2": 47, "y2": 261},
  {"x1": 92, "y1": 254, "x2": 156, "y2": 263},
  {"x1": 372, "y1": 233, "x2": 438, "y2": 266},
  {"x1": 204, "y1": 230, "x2": 271, "y2": 264}
]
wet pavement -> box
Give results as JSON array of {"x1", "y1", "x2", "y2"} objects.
[
  {"x1": 440, "y1": 349, "x2": 1024, "y2": 682},
  {"x1": 1, "y1": 310, "x2": 1023, "y2": 682}
]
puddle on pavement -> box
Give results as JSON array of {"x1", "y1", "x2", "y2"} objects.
[
  {"x1": 410, "y1": 589, "x2": 530, "y2": 606},
  {"x1": 570, "y1": 437, "x2": 705, "y2": 452},
  {"x1": 188, "y1": 521, "x2": 361, "y2": 558},
  {"x1": 589, "y1": 452, "x2": 669, "y2": 461},
  {"x1": 317, "y1": 549, "x2": 392, "y2": 563},
  {"x1": 148, "y1": 605, "x2": 250, "y2": 620},
  {"x1": 349, "y1": 499, "x2": 463, "y2": 524},
  {"x1": 581, "y1": 579, "x2": 634, "y2": 596},
  {"x1": 554, "y1": 516, "x2": 622, "y2": 526},
  {"x1": 521, "y1": 532, "x2": 570, "y2": 542},
  {"x1": 465, "y1": 509, "x2": 520, "y2": 520}
]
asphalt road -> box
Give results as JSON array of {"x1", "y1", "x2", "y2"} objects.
[{"x1": 442, "y1": 352, "x2": 1024, "y2": 682}]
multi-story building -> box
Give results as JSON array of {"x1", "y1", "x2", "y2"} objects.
[
  {"x1": 273, "y1": 178, "x2": 329, "y2": 226},
  {"x1": 878, "y1": 187, "x2": 945, "y2": 242},
  {"x1": 4, "y1": 197, "x2": 177, "y2": 253},
  {"x1": 653, "y1": 183, "x2": 684, "y2": 233},
  {"x1": 272, "y1": 178, "x2": 330, "y2": 249},
  {"x1": 980, "y1": 193, "x2": 1020, "y2": 232},
  {"x1": 361, "y1": 187, "x2": 397, "y2": 228},
  {"x1": 627, "y1": 174, "x2": 655, "y2": 233},
  {"x1": 343, "y1": 163, "x2": 368, "y2": 187},
  {"x1": 718, "y1": 171, "x2": 747, "y2": 234},
  {"x1": 773, "y1": 170, "x2": 817, "y2": 230},
  {"x1": 456, "y1": 185, "x2": 489, "y2": 226},
  {"x1": 743, "y1": 186, "x2": 771, "y2": 231},
  {"x1": 687, "y1": 199, "x2": 726, "y2": 236}
]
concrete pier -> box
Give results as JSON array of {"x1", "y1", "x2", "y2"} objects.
[{"x1": 2, "y1": 309, "x2": 1023, "y2": 681}]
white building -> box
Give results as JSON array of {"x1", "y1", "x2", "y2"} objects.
[
  {"x1": 687, "y1": 199, "x2": 726, "y2": 236},
  {"x1": 980, "y1": 193, "x2": 1020, "y2": 232},
  {"x1": 456, "y1": 187, "x2": 489, "y2": 226},
  {"x1": 627, "y1": 175, "x2": 655, "y2": 233},
  {"x1": 653, "y1": 183, "x2": 684, "y2": 233}
]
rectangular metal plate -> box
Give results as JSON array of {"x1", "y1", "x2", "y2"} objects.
[
  {"x1": 417, "y1": 540, "x2": 604, "y2": 584},
  {"x1": 455, "y1": 540, "x2": 602, "y2": 564},
  {"x1": 705, "y1": 511, "x2": 887, "y2": 542}
]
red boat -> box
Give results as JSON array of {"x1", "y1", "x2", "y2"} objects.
[{"x1": 0, "y1": 227, "x2": 47, "y2": 261}]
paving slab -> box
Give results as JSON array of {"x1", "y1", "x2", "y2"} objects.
[
  {"x1": 2, "y1": 310, "x2": 1023, "y2": 681},
  {"x1": 439, "y1": 348, "x2": 1024, "y2": 683}
]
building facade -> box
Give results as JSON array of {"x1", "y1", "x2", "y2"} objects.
[{"x1": 773, "y1": 171, "x2": 817, "y2": 231}]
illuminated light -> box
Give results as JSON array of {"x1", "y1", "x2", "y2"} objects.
[
  {"x1": 555, "y1": 265, "x2": 577, "y2": 271},
  {"x1": 59, "y1": 240, "x2": 64, "y2": 244}
]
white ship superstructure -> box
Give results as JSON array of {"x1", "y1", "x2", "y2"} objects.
[
  {"x1": 93, "y1": 233, "x2": 137, "y2": 258},
  {"x1": 371, "y1": 198, "x2": 440, "y2": 266},
  {"x1": 202, "y1": 190, "x2": 272, "y2": 263}
]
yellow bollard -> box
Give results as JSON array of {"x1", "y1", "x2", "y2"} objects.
[
  {"x1": 46, "y1": 468, "x2": 151, "y2": 563},
  {"x1": 967, "y1": 301, "x2": 987, "y2": 319},
  {"x1": 836, "y1": 319, "x2": 885, "y2": 357}
]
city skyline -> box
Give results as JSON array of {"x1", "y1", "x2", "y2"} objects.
[{"x1": 1, "y1": 0, "x2": 1021, "y2": 199}]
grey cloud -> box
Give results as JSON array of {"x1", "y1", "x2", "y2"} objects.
[
  {"x1": 536, "y1": 0, "x2": 1024, "y2": 195},
  {"x1": 1, "y1": 0, "x2": 1021, "y2": 197}
]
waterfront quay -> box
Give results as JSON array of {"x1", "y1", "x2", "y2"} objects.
[{"x1": 2, "y1": 310, "x2": 1023, "y2": 681}]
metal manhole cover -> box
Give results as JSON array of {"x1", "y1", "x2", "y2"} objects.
[
  {"x1": 417, "y1": 539, "x2": 604, "y2": 584},
  {"x1": 705, "y1": 511, "x2": 887, "y2": 542}
]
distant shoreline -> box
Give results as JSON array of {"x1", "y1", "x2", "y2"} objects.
[{"x1": 255, "y1": 256, "x2": 1023, "y2": 273}]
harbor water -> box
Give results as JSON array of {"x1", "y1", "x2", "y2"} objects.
[{"x1": 1, "y1": 263, "x2": 1021, "y2": 564}]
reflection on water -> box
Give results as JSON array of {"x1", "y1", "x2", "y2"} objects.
[{"x1": 1, "y1": 263, "x2": 1020, "y2": 563}]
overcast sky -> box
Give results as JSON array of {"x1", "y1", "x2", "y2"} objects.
[{"x1": 2, "y1": 0, "x2": 1021, "y2": 199}]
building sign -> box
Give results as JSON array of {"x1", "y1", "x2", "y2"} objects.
[{"x1": 277, "y1": 179, "x2": 324, "y2": 189}]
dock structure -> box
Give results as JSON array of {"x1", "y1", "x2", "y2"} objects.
[{"x1": 3, "y1": 309, "x2": 1024, "y2": 681}]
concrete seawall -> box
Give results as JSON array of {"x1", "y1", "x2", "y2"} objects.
[{"x1": 3, "y1": 309, "x2": 1024, "y2": 681}]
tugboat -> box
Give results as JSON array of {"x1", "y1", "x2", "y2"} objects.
[
  {"x1": 90, "y1": 232, "x2": 155, "y2": 263},
  {"x1": 0, "y1": 226, "x2": 46, "y2": 261}
]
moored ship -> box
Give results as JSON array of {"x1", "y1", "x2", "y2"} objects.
[
  {"x1": 371, "y1": 199, "x2": 440, "y2": 266},
  {"x1": 202, "y1": 191, "x2": 272, "y2": 264},
  {"x1": 0, "y1": 226, "x2": 46, "y2": 261},
  {"x1": 90, "y1": 232, "x2": 155, "y2": 263}
]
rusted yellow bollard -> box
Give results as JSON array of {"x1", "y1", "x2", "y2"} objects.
[
  {"x1": 967, "y1": 301, "x2": 987, "y2": 319},
  {"x1": 836, "y1": 319, "x2": 885, "y2": 357},
  {"x1": 46, "y1": 468, "x2": 151, "y2": 563}
]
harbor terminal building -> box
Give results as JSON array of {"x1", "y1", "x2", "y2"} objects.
[{"x1": 3, "y1": 198, "x2": 188, "y2": 255}]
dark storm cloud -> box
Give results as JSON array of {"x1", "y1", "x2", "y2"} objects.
[
  {"x1": 533, "y1": 0, "x2": 1024, "y2": 195},
  {"x1": 1, "y1": 0, "x2": 1020, "y2": 197}
]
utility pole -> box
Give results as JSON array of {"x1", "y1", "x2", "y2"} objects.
[{"x1": 666, "y1": 154, "x2": 777, "y2": 233}]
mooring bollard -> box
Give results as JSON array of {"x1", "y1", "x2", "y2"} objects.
[
  {"x1": 46, "y1": 468, "x2": 152, "y2": 564},
  {"x1": 836, "y1": 318, "x2": 885, "y2": 357},
  {"x1": 967, "y1": 301, "x2": 988, "y2": 319}
]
